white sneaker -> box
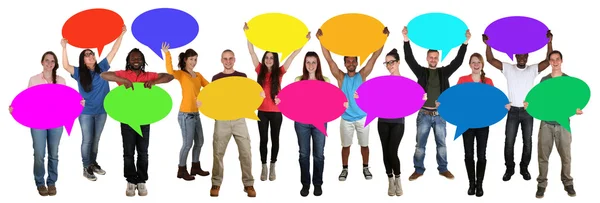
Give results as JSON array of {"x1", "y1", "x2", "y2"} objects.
[
  {"x1": 126, "y1": 183, "x2": 137, "y2": 197},
  {"x1": 388, "y1": 177, "x2": 396, "y2": 196},
  {"x1": 137, "y1": 183, "x2": 147, "y2": 196}
]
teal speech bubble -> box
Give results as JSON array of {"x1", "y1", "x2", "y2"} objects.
[
  {"x1": 104, "y1": 82, "x2": 173, "y2": 136},
  {"x1": 407, "y1": 12, "x2": 468, "y2": 61}
]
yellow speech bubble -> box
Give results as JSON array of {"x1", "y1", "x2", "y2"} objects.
[
  {"x1": 197, "y1": 76, "x2": 264, "y2": 121},
  {"x1": 245, "y1": 13, "x2": 309, "y2": 63},
  {"x1": 319, "y1": 13, "x2": 387, "y2": 66}
]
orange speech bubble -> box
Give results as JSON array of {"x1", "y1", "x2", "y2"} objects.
[
  {"x1": 62, "y1": 8, "x2": 124, "y2": 56},
  {"x1": 319, "y1": 13, "x2": 387, "y2": 66}
]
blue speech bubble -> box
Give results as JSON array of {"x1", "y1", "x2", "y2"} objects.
[
  {"x1": 132, "y1": 8, "x2": 199, "y2": 59},
  {"x1": 407, "y1": 12, "x2": 468, "y2": 61},
  {"x1": 437, "y1": 82, "x2": 509, "y2": 140}
]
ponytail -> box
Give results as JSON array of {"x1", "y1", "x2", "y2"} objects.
[{"x1": 480, "y1": 69, "x2": 486, "y2": 84}]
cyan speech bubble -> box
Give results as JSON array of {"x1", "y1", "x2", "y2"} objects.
[
  {"x1": 10, "y1": 84, "x2": 83, "y2": 136},
  {"x1": 437, "y1": 83, "x2": 509, "y2": 140},
  {"x1": 355, "y1": 75, "x2": 426, "y2": 127},
  {"x1": 132, "y1": 8, "x2": 199, "y2": 59},
  {"x1": 484, "y1": 16, "x2": 549, "y2": 60},
  {"x1": 407, "y1": 12, "x2": 468, "y2": 61}
]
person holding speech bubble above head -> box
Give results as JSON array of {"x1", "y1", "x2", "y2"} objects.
[
  {"x1": 244, "y1": 22, "x2": 309, "y2": 182},
  {"x1": 60, "y1": 25, "x2": 126, "y2": 182},
  {"x1": 100, "y1": 48, "x2": 174, "y2": 197},
  {"x1": 209, "y1": 49, "x2": 256, "y2": 198},
  {"x1": 378, "y1": 48, "x2": 405, "y2": 196},
  {"x1": 317, "y1": 26, "x2": 388, "y2": 181},
  {"x1": 526, "y1": 50, "x2": 577, "y2": 199},
  {"x1": 161, "y1": 43, "x2": 211, "y2": 181},
  {"x1": 482, "y1": 30, "x2": 552, "y2": 182},
  {"x1": 402, "y1": 26, "x2": 470, "y2": 181},
  {"x1": 9, "y1": 51, "x2": 68, "y2": 196},
  {"x1": 287, "y1": 51, "x2": 331, "y2": 197},
  {"x1": 456, "y1": 53, "x2": 494, "y2": 197}
]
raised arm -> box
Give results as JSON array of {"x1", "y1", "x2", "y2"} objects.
[
  {"x1": 282, "y1": 32, "x2": 311, "y2": 71},
  {"x1": 316, "y1": 29, "x2": 344, "y2": 82},
  {"x1": 402, "y1": 26, "x2": 425, "y2": 76},
  {"x1": 360, "y1": 27, "x2": 389, "y2": 81},
  {"x1": 442, "y1": 29, "x2": 470, "y2": 76},
  {"x1": 243, "y1": 23, "x2": 260, "y2": 68},
  {"x1": 60, "y1": 39, "x2": 75, "y2": 75},
  {"x1": 161, "y1": 42, "x2": 176, "y2": 75},
  {"x1": 482, "y1": 34, "x2": 503, "y2": 70},
  {"x1": 537, "y1": 30, "x2": 553, "y2": 72},
  {"x1": 105, "y1": 25, "x2": 127, "y2": 64}
]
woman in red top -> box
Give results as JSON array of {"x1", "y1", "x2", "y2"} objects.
[
  {"x1": 456, "y1": 53, "x2": 494, "y2": 197},
  {"x1": 243, "y1": 22, "x2": 309, "y2": 181}
]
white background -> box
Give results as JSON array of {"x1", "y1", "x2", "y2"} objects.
[{"x1": 0, "y1": 0, "x2": 597, "y2": 202}]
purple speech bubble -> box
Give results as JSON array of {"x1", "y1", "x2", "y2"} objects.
[
  {"x1": 10, "y1": 84, "x2": 83, "y2": 136},
  {"x1": 484, "y1": 16, "x2": 549, "y2": 60},
  {"x1": 356, "y1": 75, "x2": 426, "y2": 127}
]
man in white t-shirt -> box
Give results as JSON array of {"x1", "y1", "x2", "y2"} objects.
[{"x1": 482, "y1": 30, "x2": 552, "y2": 182}]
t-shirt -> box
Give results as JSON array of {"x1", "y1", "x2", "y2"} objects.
[
  {"x1": 341, "y1": 73, "x2": 366, "y2": 121},
  {"x1": 28, "y1": 72, "x2": 66, "y2": 87},
  {"x1": 502, "y1": 62, "x2": 539, "y2": 107},
  {"x1": 164, "y1": 51, "x2": 210, "y2": 113},
  {"x1": 424, "y1": 69, "x2": 440, "y2": 108},
  {"x1": 114, "y1": 70, "x2": 159, "y2": 83},
  {"x1": 71, "y1": 58, "x2": 111, "y2": 115},
  {"x1": 294, "y1": 75, "x2": 330, "y2": 82},
  {"x1": 256, "y1": 63, "x2": 286, "y2": 112},
  {"x1": 212, "y1": 71, "x2": 247, "y2": 82},
  {"x1": 457, "y1": 74, "x2": 494, "y2": 86},
  {"x1": 540, "y1": 73, "x2": 569, "y2": 126}
]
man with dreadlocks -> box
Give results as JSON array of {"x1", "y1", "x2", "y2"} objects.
[{"x1": 100, "y1": 48, "x2": 174, "y2": 197}]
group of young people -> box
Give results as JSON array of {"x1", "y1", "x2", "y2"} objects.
[{"x1": 10, "y1": 22, "x2": 580, "y2": 200}]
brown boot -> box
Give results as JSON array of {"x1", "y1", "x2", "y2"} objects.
[
  {"x1": 177, "y1": 165, "x2": 195, "y2": 181},
  {"x1": 191, "y1": 162, "x2": 210, "y2": 176},
  {"x1": 210, "y1": 185, "x2": 220, "y2": 197},
  {"x1": 37, "y1": 186, "x2": 48, "y2": 196},
  {"x1": 244, "y1": 186, "x2": 256, "y2": 197},
  {"x1": 48, "y1": 185, "x2": 57, "y2": 196}
]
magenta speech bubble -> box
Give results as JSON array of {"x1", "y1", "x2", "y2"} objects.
[
  {"x1": 277, "y1": 80, "x2": 347, "y2": 136},
  {"x1": 10, "y1": 84, "x2": 83, "y2": 136},
  {"x1": 356, "y1": 75, "x2": 426, "y2": 127},
  {"x1": 484, "y1": 16, "x2": 549, "y2": 60}
]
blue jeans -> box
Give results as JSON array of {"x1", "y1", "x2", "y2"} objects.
[
  {"x1": 31, "y1": 127, "x2": 63, "y2": 187},
  {"x1": 78, "y1": 114, "x2": 107, "y2": 167},
  {"x1": 413, "y1": 110, "x2": 448, "y2": 174},
  {"x1": 294, "y1": 122, "x2": 326, "y2": 186},
  {"x1": 178, "y1": 112, "x2": 204, "y2": 166}
]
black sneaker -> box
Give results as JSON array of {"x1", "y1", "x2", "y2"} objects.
[
  {"x1": 535, "y1": 187, "x2": 545, "y2": 198},
  {"x1": 314, "y1": 185, "x2": 322, "y2": 196},
  {"x1": 83, "y1": 166, "x2": 97, "y2": 181},
  {"x1": 300, "y1": 185, "x2": 309, "y2": 197},
  {"x1": 565, "y1": 185, "x2": 576, "y2": 197},
  {"x1": 92, "y1": 163, "x2": 106, "y2": 175}
]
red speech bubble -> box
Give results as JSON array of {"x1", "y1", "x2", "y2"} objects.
[{"x1": 62, "y1": 8, "x2": 124, "y2": 56}]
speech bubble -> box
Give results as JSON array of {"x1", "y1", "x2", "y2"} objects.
[
  {"x1": 10, "y1": 84, "x2": 83, "y2": 136},
  {"x1": 198, "y1": 76, "x2": 264, "y2": 121},
  {"x1": 407, "y1": 12, "x2": 468, "y2": 61},
  {"x1": 525, "y1": 76, "x2": 590, "y2": 133},
  {"x1": 319, "y1": 13, "x2": 387, "y2": 66},
  {"x1": 355, "y1": 75, "x2": 426, "y2": 127},
  {"x1": 437, "y1": 83, "x2": 509, "y2": 140},
  {"x1": 484, "y1": 16, "x2": 549, "y2": 60},
  {"x1": 277, "y1": 80, "x2": 347, "y2": 136},
  {"x1": 132, "y1": 8, "x2": 199, "y2": 59},
  {"x1": 62, "y1": 8, "x2": 124, "y2": 56},
  {"x1": 245, "y1": 13, "x2": 309, "y2": 63},
  {"x1": 103, "y1": 83, "x2": 173, "y2": 136}
]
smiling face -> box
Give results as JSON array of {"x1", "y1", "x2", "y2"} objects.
[
  {"x1": 41, "y1": 53, "x2": 56, "y2": 72},
  {"x1": 128, "y1": 51, "x2": 143, "y2": 70},
  {"x1": 83, "y1": 49, "x2": 96, "y2": 68},
  {"x1": 549, "y1": 52, "x2": 562, "y2": 70},
  {"x1": 344, "y1": 56, "x2": 358, "y2": 72},
  {"x1": 384, "y1": 55, "x2": 399, "y2": 74},
  {"x1": 264, "y1": 52, "x2": 274, "y2": 68},
  {"x1": 427, "y1": 51, "x2": 439, "y2": 68},
  {"x1": 221, "y1": 50, "x2": 235, "y2": 70},
  {"x1": 515, "y1": 54, "x2": 529, "y2": 68},
  {"x1": 469, "y1": 55, "x2": 483, "y2": 74},
  {"x1": 305, "y1": 56, "x2": 318, "y2": 74},
  {"x1": 186, "y1": 55, "x2": 198, "y2": 69}
]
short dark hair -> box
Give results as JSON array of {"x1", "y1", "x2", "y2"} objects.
[{"x1": 548, "y1": 50, "x2": 563, "y2": 60}]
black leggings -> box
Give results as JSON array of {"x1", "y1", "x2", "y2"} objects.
[
  {"x1": 377, "y1": 121, "x2": 404, "y2": 176},
  {"x1": 257, "y1": 111, "x2": 283, "y2": 164}
]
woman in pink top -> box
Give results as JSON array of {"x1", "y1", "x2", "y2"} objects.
[
  {"x1": 243, "y1": 22, "x2": 309, "y2": 181},
  {"x1": 456, "y1": 53, "x2": 494, "y2": 197},
  {"x1": 9, "y1": 51, "x2": 68, "y2": 196}
]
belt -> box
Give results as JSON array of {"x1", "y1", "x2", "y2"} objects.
[{"x1": 420, "y1": 108, "x2": 439, "y2": 116}]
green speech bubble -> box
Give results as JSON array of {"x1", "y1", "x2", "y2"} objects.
[
  {"x1": 525, "y1": 76, "x2": 590, "y2": 132},
  {"x1": 104, "y1": 82, "x2": 173, "y2": 136}
]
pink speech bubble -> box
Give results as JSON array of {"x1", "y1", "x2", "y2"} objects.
[
  {"x1": 277, "y1": 80, "x2": 347, "y2": 136},
  {"x1": 10, "y1": 84, "x2": 83, "y2": 136}
]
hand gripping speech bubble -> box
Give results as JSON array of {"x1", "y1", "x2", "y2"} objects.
[
  {"x1": 355, "y1": 75, "x2": 426, "y2": 127},
  {"x1": 197, "y1": 77, "x2": 264, "y2": 121},
  {"x1": 104, "y1": 83, "x2": 173, "y2": 136},
  {"x1": 245, "y1": 13, "x2": 309, "y2": 63},
  {"x1": 407, "y1": 12, "x2": 468, "y2": 62},
  {"x1": 277, "y1": 80, "x2": 347, "y2": 136},
  {"x1": 10, "y1": 84, "x2": 84, "y2": 136},
  {"x1": 319, "y1": 13, "x2": 388, "y2": 66},
  {"x1": 437, "y1": 83, "x2": 510, "y2": 140},
  {"x1": 132, "y1": 8, "x2": 199, "y2": 59},
  {"x1": 62, "y1": 8, "x2": 124, "y2": 56},
  {"x1": 484, "y1": 16, "x2": 550, "y2": 61},
  {"x1": 525, "y1": 76, "x2": 590, "y2": 133}
]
